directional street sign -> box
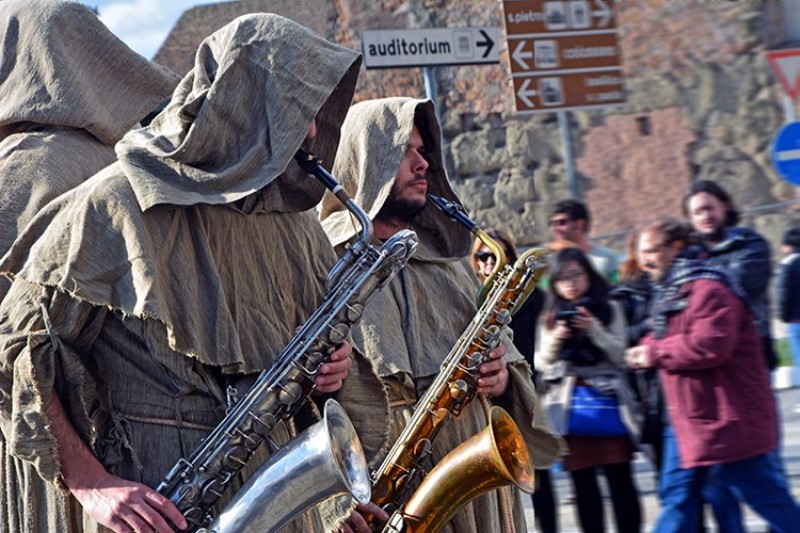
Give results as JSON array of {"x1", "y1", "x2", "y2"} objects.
[
  {"x1": 772, "y1": 121, "x2": 800, "y2": 185},
  {"x1": 502, "y1": 0, "x2": 626, "y2": 113},
  {"x1": 361, "y1": 27, "x2": 499, "y2": 69},
  {"x1": 767, "y1": 48, "x2": 800, "y2": 101}
]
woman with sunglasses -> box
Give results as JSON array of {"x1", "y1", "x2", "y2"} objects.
[
  {"x1": 470, "y1": 229, "x2": 559, "y2": 533},
  {"x1": 536, "y1": 247, "x2": 642, "y2": 533}
]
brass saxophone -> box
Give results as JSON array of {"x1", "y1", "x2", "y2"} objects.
[
  {"x1": 156, "y1": 149, "x2": 418, "y2": 531},
  {"x1": 367, "y1": 194, "x2": 547, "y2": 528}
]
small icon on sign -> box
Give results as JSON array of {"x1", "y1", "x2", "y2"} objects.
[
  {"x1": 454, "y1": 30, "x2": 474, "y2": 59},
  {"x1": 540, "y1": 78, "x2": 564, "y2": 106},
  {"x1": 544, "y1": 2, "x2": 567, "y2": 30},
  {"x1": 534, "y1": 40, "x2": 559, "y2": 69},
  {"x1": 569, "y1": 0, "x2": 590, "y2": 29}
]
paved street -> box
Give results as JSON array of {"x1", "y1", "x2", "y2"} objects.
[{"x1": 523, "y1": 387, "x2": 800, "y2": 532}]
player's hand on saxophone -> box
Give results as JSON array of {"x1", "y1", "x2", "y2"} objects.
[
  {"x1": 313, "y1": 340, "x2": 353, "y2": 394},
  {"x1": 341, "y1": 502, "x2": 389, "y2": 533},
  {"x1": 477, "y1": 344, "x2": 510, "y2": 397}
]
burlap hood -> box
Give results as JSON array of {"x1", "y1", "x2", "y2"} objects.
[
  {"x1": 0, "y1": 14, "x2": 361, "y2": 372},
  {"x1": 0, "y1": 0, "x2": 180, "y2": 144},
  {"x1": 117, "y1": 13, "x2": 361, "y2": 213},
  {"x1": 320, "y1": 97, "x2": 471, "y2": 260}
]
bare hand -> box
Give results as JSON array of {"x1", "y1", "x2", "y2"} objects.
[
  {"x1": 314, "y1": 341, "x2": 353, "y2": 394},
  {"x1": 553, "y1": 321, "x2": 572, "y2": 341},
  {"x1": 478, "y1": 344, "x2": 510, "y2": 397},
  {"x1": 341, "y1": 502, "x2": 390, "y2": 533},
  {"x1": 625, "y1": 345, "x2": 653, "y2": 370},
  {"x1": 571, "y1": 306, "x2": 594, "y2": 332},
  {"x1": 70, "y1": 470, "x2": 187, "y2": 532}
]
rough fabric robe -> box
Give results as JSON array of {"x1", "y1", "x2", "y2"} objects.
[
  {"x1": 0, "y1": 12, "x2": 369, "y2": 532},
  {"x1": 322, "y1": 97, "x2": 565, "y2": 533},
  {"x1": 0, "y1": 2, "x2": 179, "y2": 531}
]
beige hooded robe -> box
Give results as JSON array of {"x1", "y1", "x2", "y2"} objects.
[
  {"x1": 0, "y1": 12, "x2": 369, "y2": 532},
  {"x1": 0, "y1": 2, "x2": 180, "y2": 531},
  {"x1": 321, "y1": 98, "x2": 564, "y2": 533}
]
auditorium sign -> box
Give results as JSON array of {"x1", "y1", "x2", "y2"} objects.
[
  {"x1": 502, "y1": 0, "x2": 626, "y2": 113},
  {"x1": 361, "y1": 27, "x2": 499, "y2": 69}
]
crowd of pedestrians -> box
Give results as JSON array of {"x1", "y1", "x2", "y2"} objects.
[
  {"x1": 470, "y1": 182, "x2": 800, "y2": 533},
  {"x1": 0, "y1": 2, "x2": 798, "y2": 532}
]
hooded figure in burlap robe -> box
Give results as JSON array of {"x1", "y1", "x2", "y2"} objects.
[
  {"x1": 0, "y1": 12, "x2": 373, "y2": 533},
  {"x1": 321, "y1": 97, "x2": 565, "y2": 533},
  {"x1": 0, "y1": 1, "x2": 179, "y2": 531},
  {"x1": 0, "y1": 0, "x2": 180, "y2": 301}
]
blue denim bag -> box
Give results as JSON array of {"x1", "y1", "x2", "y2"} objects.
[{"x1": 567, "y1": 385, "x2": 627, "y2": 437}]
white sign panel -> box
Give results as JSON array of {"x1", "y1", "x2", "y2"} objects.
[{"x1": 361, "y1": 27, "x2": 499, "y2": 69}]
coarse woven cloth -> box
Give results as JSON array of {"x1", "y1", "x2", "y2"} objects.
[
  {"x1": 0, "y1": 2, "x2": 179, "y2": 532},
  {"x1": 0, "y1": 0, "x2": 180, "y2": 300},
  {"x1": 1, "y1": 12, "x2": 362, "y2": 371},
  {"x1": 322, "y1": 97, "x2": 565, "y2": 533},
  {"x1": 0, "y1": 12, "x2": 368, "y2": 533}
]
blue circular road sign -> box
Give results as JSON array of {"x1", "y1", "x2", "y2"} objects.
[{"x1": 772, "y1": 122, "x2": 800, "y2": 185}]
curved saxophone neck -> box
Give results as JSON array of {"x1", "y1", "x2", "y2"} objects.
[
  {"x1": 510, "y1": 247, "x2": 549, "y2": 314},
  {"x1": 427, "y1": 194, "x2": 506, "y2": 305},
  {"x1": 295, "y1": 149, "x2": 373, "y2": 286}
]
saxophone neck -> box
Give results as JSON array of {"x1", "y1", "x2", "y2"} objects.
[
  {"x1": 295, "y1": 148, "x2": 373, "y2": 286},
  {"x1": 427, "y1": 194, "x2": 506, "y2": 306}
]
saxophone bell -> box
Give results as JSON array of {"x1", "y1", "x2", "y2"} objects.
[
  {"x1": 382, "y1": 406, "x2": 534, "y2": 533},
  {"x1": 204, "y1": 399, "x2": 371, "y2": 533}
]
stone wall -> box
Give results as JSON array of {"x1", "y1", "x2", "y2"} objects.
[{"x1": 151, "y1": 0, "x2": 800, "y2": 253}]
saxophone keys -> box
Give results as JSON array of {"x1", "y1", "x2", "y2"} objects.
[
  {"x1": 495, "y1": 309, "x2": 512, "y2": 326},
  {"x1": 328, "y1": 322, "x2": 350, "y2": 345},
  {"x1": 180, "y1": 505, "x2": 205, "y2": 529},
  {"x1": 201, "y1": 478, "x2": 225, "y2": 504},
  {"x1": 224, "y1": 445, "x2": 250, "y2": 468},
  {"x1": 277, "y1": 381, "x2": 303, "y2": 406},
  {"x1": 449, "y1": 379, "x2": 469, "y2": 401},
  {"x1": 412, "y1": 438, "x2": 433, "y2": 463},
  {"x1": 345, "y1": 302, "x2": 365, "y2": 322}
]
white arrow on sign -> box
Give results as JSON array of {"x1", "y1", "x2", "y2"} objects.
[
  {"x1": 517, "y1": 78, "x2": 538, "y2": 108},
  {"x1": 776, "y1": 149, "x2": 800, "y2": 162},
  {"x1": 512, "y1": 41, "x2": 533, "y2": 70},
  {"x1": 593, "y1": 0, "x2": 611, "y2": 28}
]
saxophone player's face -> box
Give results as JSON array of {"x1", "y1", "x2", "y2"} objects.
[{"x1": 390, "y1": 126, "x2": 429, "y2": 209}]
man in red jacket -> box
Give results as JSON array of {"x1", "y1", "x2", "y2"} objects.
[{"x1": 625, "y1": 217, "x2": 800, "y2": 533}]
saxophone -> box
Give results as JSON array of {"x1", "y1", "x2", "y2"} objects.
[
  {"x1": 367, "y1": 194, "x2": 547, "y2": 527},
  {"x1": 156, "y1": 149, "x2": 418, "y2": 531}
]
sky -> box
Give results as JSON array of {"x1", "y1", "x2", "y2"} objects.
[{"x1": 79, "y1": 0, "x2": 204, "y2": 59}]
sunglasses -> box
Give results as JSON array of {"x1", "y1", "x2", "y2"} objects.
[{"x1": 474, "y1": 251, "x2": 496, "y2": 262}]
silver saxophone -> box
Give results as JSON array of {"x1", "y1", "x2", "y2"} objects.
[{"x1": 157, "y1": 149, "x2": 419, "y2": 531}]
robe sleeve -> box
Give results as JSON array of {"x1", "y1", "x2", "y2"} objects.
[
  {"x1": 0, "y1": 278, "x2": 107, "y2": 486},
  {"x1": 497, "y1": 361, "x2": 566, "y2": 469}
]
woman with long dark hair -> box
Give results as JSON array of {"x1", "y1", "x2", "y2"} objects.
[{"x1": 537, "y1": 247, "x2": 642, "y2": 533}]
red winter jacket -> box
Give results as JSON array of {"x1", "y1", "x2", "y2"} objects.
[{"x1": 642, "y1": 278, "x2": 777, "y2": 468}]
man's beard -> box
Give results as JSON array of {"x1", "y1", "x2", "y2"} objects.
[
  {"x1": 377, "y1": 174, "x2": 429, "y2": 222},
  {"x1": 697, "y1": 224, "x2": 725, "y2": 244},
  {"x1": 377, "y1": 194, "x2": 427, "y2": 222}
]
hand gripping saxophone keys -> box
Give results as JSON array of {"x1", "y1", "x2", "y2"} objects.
[
  {"x1": 367, "y1": 193, "x2": 547, "y2": 530},
  {"x1": 156, "y1": 149, "x2": 418, "y2": 532}
]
